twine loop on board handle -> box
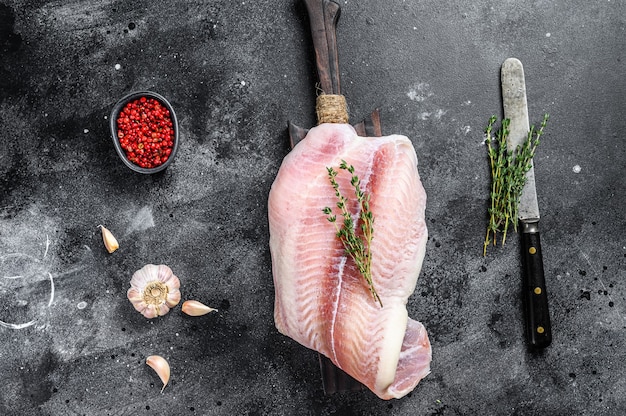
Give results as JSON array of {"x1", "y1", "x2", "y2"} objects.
[{"x1": 316, "y1": 93, "x2": 349, "y2": 125}]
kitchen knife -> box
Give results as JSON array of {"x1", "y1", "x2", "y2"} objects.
[{"x1": 501, "y1": 57, "x2": 552, "y2": 349}]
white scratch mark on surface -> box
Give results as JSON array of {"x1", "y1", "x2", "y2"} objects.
[
  {"x1": 48, "y1": 272, "x2": 55, "y2": 307},
  {"x1": 53, "y1": 265, "x2": 89, "y2": 279},
  {"x1": 434, "y1": 109, "x2": 448, "y2": 120},
  {"x1": 2, "y1": 252, "x2": 41, "y2": 279},
  {"x1": 418, "y1": 110, "x2": 448, "y2": 121},
  {"x1": 407, "y1": 82, "x2": 434, "y2": 102},
  {"x1": 0, "y1": 320, "x2": 36, "y2": 330},
  {"x1": 43, "y1": 234, "x2": 50, "y2": 259},
  {"x1": 126, "y1": 206, "x2": 155, "y2": 235}
]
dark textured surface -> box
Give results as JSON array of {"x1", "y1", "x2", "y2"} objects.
[{"x1": 1, "y1": 1, "x2": 625, "y2": 415}]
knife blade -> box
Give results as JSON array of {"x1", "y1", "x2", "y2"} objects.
[{"x1": 501, "y1": 57, "x2": 552, "y2": 349}]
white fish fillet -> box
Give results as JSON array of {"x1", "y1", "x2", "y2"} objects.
[{"x1": 268, "y1": 123, "x2": 431, "y2": 400}]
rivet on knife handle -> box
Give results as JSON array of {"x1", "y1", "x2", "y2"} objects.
[{"x1": 521, "y1": 222, "x2": 552, "y2": 349}]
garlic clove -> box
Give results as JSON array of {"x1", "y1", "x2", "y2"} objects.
[
  {"x1": 131, "y1": 264, "x2": 159, "y2": 287},
  {"x1": 127, "y1": 287, "x2": 143, "y2": 303},
  {"x1": 181, "y1": 300, "x2": 218, "y2": 316},
  {"x1": 162, "y1": 273, "x2": 181, "y2": 290},
  {"x1": 98, "y1": 225, "x2": 119, "y2": 253},
  {"x1": 155, "y1": 303, "x2": 169, "y2": 317},
  {"x1": 155, "y1": 265, "x2": 177, "y2": 285},
  {"x1": 142, "y1": 305, "x2": 158, "y2": 319},
  {"x1": 146, "y1": 355, "x2": 170, "y2": 392},
  {"x1": 166, "y1": 290, "x2": 182, "y2": 308}
]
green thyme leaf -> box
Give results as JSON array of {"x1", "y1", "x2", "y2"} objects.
[
  {"x1": 483, "y1": 113, "x2": 549, "y2": 256},
  {"x1": 323, "y1": 160, "x2": 382, "y2": 307}
]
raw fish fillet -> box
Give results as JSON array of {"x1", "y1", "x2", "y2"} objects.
[{"x1": 268, "y1": 123, "x2": 431, "y2": 400}]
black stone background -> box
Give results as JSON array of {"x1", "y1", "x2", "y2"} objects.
[{"x1": 0, "y1": 0, "x2": 624, "y2": 415}]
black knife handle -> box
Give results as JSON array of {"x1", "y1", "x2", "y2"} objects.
[{"x1": 521, "y1": 222, "x2": 552, "y2": 349}]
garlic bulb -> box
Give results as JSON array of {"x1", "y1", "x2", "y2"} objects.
[
  {"x1": 98, "y1": 225, "x2": 119, "y2": 253},
  {"x1": 127, "y1": 264, "x2": 181, "y2": 318},
  {"x1": 182, "y1": 300, "x2": 217, "y2": 316},
  {"x1": 146, "y1": 355, "x2": 170, "y2": 392}
]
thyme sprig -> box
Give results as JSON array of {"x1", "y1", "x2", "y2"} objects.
[
  {"x1": 322, "y1": 160, "x2": 382, "y2": 307},
  {"x1": 483, "y1": 113, "x2": 549, "y2": 256}
]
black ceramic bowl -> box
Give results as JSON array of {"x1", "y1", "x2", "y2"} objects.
[{"x1": 110, "y1": 91, "x2": 179, "y2": 174}]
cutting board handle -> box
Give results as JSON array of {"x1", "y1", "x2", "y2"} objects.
[{"x1": 304, "y1": 0, "x2": 341, "y2": 95}]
